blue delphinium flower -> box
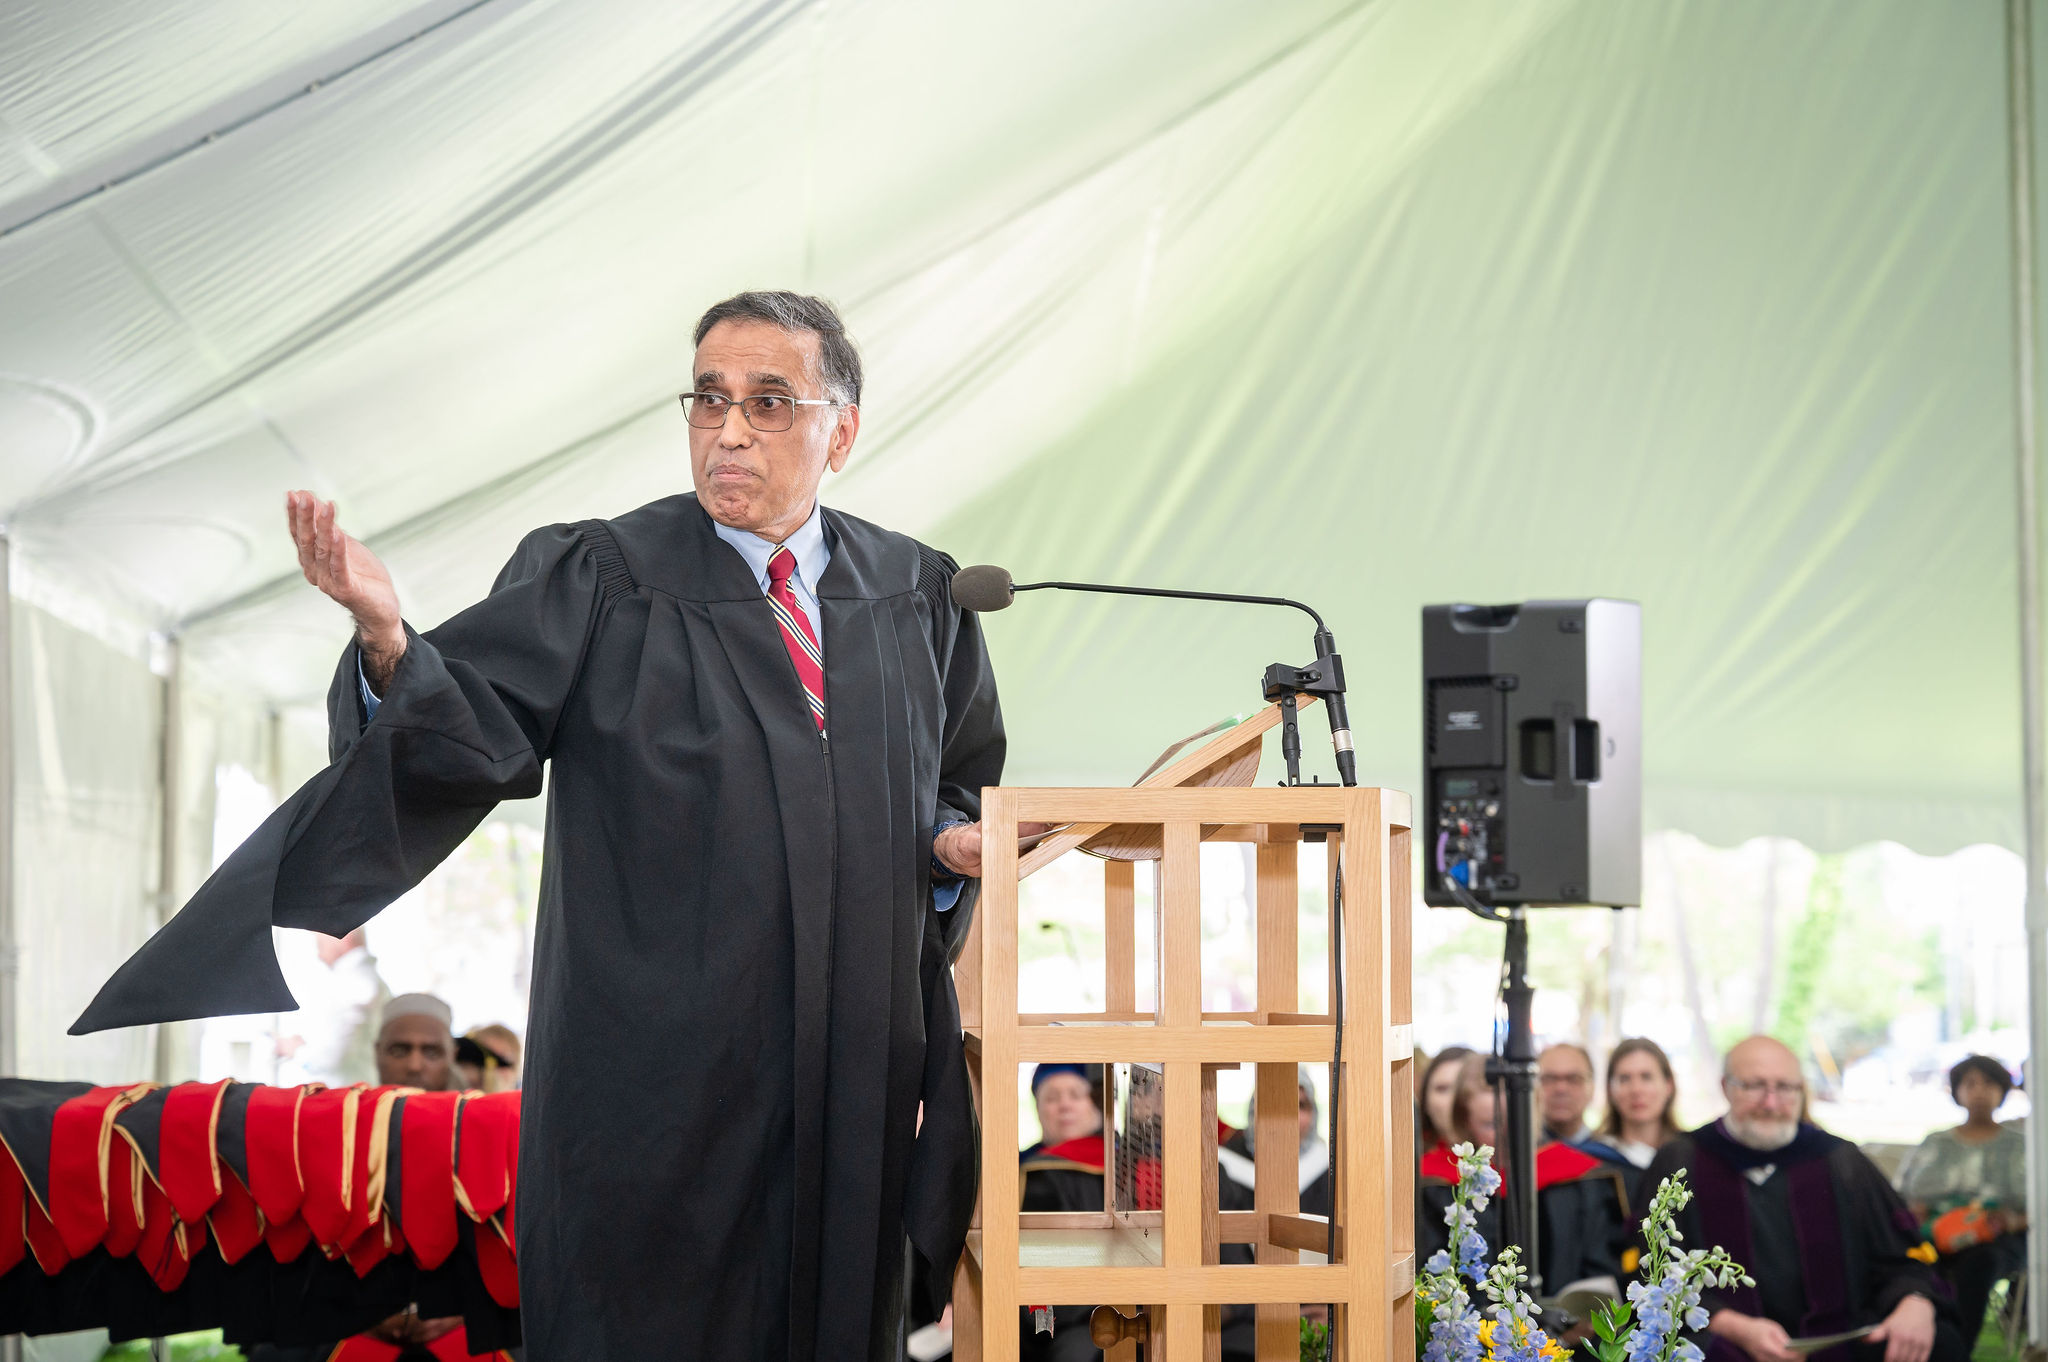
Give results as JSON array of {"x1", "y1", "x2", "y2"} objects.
[
  {"x1": 1415, "y1": 1142, "x2": 1502, "y2": 1362},
  {"x1": 1609, "y1": 1175, "x2": 1754, "y2": 1362},
  {"x1": 1481, "y1": 1248, "x2": 1559, "y2": 1362},
  {"x1": 1442, "y1": 1143, "x2": 1498, "y2": 1287},
  {"x1": 1423, "y1": 1282, "x2": 1483, "y2": 1362}
]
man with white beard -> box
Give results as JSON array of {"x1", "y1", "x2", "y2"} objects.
[{"x1": 1639, "y1": 1036, "x2": 1965, "y2": 1362}]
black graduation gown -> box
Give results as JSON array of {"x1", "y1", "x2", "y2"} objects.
[
  {"x1": 73, "y1": 494, "x2": 1006, "y2": 1362},
  {"x1": 1641, "y1": 1123, "x2": 1968, "y2": 1362}
]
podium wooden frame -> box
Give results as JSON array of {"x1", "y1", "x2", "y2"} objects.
[{"x1": 948, "y1": 713, "x2": 1417, "y2": 1362}]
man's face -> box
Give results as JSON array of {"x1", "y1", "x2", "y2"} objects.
[
  {"x1": 1538, "y1": 1047, "x2": 1593, "y2": 1132},
  {"x1": 377, "y1": 1015, "x2": 453, "y2": 1090},
  {"x1": 688, "y1": 319, "x2": 858, "y2": 537},
  {"x1": 1722, "y1": 1042, "x2": 1803, "y2": 1150}
]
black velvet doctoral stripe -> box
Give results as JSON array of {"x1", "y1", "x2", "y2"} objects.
[
  {"x1": 112, "y1": 1086, "x2": 169, "y2": 1176},
  {"x1": 384, "y1": 1096, "x2": 406, "y2": 1230},
  {"x1": 0, "y1": 1079, "x2": 92, "y2": 1208},
  {"x1": 217, "y1": 1082, "x2": 253, "y2": 1185}
]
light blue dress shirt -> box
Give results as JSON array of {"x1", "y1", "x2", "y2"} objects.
[
  {"x1": 710, "y1": 503, "x2": 828, "y2": 647},
  {"x1": 358, "y1": 501, "x2": 964, "y2": 907}
]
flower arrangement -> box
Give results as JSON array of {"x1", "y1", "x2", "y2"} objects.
[
  {"x1": 1584, "y1": 1174, "x2": 1753, "y2": 1362},
  {"x1": 1413, "y1": 1143, "x2": 1753, "y2": 1362},
  {"x1": 1415, "y1": 1143, "x2": 1566, "y2": 1362}
]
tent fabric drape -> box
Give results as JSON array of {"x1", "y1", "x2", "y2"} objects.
[{"x1": 0, "y1": 0, "x2": 2040, "y2": 868}]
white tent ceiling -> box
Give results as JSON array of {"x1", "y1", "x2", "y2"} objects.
[{"x1": 0, "y1": 0, "x2": 2038, "y2": 854}]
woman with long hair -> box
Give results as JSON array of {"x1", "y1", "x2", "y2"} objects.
[
  {"x1": 1600, "y1": 1037, "x2": 1682, "y2": 1168},
  {"x1": 1418, "y1": 1044, "x2": 1476, "y2": 1152}
]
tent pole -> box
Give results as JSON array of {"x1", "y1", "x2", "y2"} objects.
[
  {"x1": 0, "y1": 536, "x2": 16, "y2": 1362},
  {"x1": 2007, "y1": 0, "x2": 2048, "y2": 1349},
  {"x1": 0, "y1": 534, "x2": 15, "y2": 1082},
  {"x1": 154, "y1": 635, "x2": 180, "y2": 1086}
]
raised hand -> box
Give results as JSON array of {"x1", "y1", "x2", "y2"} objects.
[{"x1": 285, "y1": 490, "x2": 406, "y2": 692}]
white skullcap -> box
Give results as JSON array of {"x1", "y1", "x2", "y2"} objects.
[{"x1": 380, "y1": 992, "x2": 453, "y2": 1031}]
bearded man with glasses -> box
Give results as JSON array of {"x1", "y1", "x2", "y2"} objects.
[
  {"x1": 75, "y1": 291, "x2": 1008, "y2": 1362},
  {"x1": 1639, "y1": 1036, "x2": 1966, "y2": 1362}
]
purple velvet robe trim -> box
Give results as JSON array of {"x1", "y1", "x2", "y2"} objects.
[{"x1": 1694, "y1": 1141, "x2": 1856, "y2": 1362}]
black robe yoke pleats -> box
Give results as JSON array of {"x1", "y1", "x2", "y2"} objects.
[{"x1": 73, "y1": 495, "x2": 1005, "y2": 1362}]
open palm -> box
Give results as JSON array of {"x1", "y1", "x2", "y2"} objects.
[{"x1": 285, "y1": 491, "x2": 399, "y2": 633}]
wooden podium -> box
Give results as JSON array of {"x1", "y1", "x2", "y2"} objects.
[{"x1": 949, "y1": 707, "x2": 1417, "y2": 1361}]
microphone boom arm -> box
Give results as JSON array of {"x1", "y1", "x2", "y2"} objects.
[
  {"x1": 1012, "y1": 580, "x2": 1327, "y2": 633},
  {"x1": 1010, "y1": 581, "x2": 1356, "y2": 787}
]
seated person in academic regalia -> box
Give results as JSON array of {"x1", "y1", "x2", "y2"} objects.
[
  {"x1": 1221, "y1": 1064, "x2": 1332, "y2": 1218},
  {"x1": 1594, "y1": 1037, "x2": 1685, "y2": 1206},
  {"x1": 1541, "y1": 1041, "x2": 1630, "y2": 1165},
  {"x1": 1020, "y1": 1063, "x2": 1103, "y2": 1162},
  {"x1": 1018, "y1": 1065, "x2": 1108, "y2": 1362},
  {"x1": 1417, "y1": 1054, "x2": 1629, "y2": 1292},
  {"x1": 374, "y1": 993, "x2": 458, "y2": 1092},
  {"x1": 1016, "y1": 1067, "x2": 1261, "y2": 1361},
  {"x1": 1418, "y1": 1046, "x2": 1477, "y2": 1157},
  {"x1": 1896, "y1": 1055, "x2": 2025, "y2": 1351},
  {"x1": 1641, "y1": 1036, "x2": 1969, "y2": 1362},
  {"x1": 454, "y1": 1024, "x2": 521, "y2": 1094},
  {"x1": 1540, "y1": 1043, "x2": 1604, "y2": 1150}
]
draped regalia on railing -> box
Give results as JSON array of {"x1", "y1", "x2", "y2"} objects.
[{"x1": 0, "y1": 1077, "x2": 522, "y2": 1357}]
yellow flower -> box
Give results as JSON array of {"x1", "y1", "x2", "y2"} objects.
[{"x1": 1476, "y1": 1313, "x2": 1568, "y2": 1360}]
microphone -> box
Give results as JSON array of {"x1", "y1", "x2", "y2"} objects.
[
  {"x1": 951, "y1": 564, "x2": 1018, "y2": 613},
  {"x1": 951, "y1": 564, "x2": 1357, "y2": 787}
]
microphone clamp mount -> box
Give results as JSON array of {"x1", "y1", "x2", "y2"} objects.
[{"x1": 1262, "y1": 641, "x2": 1350, "y2": 788}]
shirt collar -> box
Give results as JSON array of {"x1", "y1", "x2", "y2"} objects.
[{"x1": 711, "y1": 501, "x2": 829, "y2": 594}]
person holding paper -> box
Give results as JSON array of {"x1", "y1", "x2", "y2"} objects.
[{"x1": 1640, "y1": 1036, "x2": 1966, "y2": 1362}]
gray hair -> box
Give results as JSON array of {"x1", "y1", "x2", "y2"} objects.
[{"x1": 693, "y1": 290, "x2": 863, "y2": 406}]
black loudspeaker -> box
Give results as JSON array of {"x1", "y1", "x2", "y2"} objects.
[{"x1": 1421, "y1": 600, "x2": 1641, "y2": 908}]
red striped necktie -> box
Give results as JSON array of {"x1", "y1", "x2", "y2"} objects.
[{"x1": 765, "y1": 546, "x2": 825, "y2": 732}]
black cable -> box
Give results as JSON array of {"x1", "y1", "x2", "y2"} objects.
[
  {"x1": 1011, "y1": 579, "x2": 1328, "y2": 633},
  {"x1": 1443, "y1": 870, "x2": 1508, "y2": 924}
]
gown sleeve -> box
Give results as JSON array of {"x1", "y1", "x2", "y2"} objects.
[
  {"x1": 1841, "y1": 1147, "x2": 1950, "y2": 1322},
  {"x1": 72, "y1": 524, "x2": 607, "y2": 1034},
  {"x1": 924, "y1": 548, "x2": 1006, "y2": 957}
]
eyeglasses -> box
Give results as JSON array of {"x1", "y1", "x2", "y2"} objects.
[
  {"x1": 1725, "y1": 1078, "x2": 1803, "y2": 1100},
  {"x1": 678, "y1": 391, "x2": 840, "y2": 432}
]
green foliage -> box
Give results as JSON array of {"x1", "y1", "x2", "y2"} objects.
[
  {"x1": 1585, "y1": 1299, "x2": 1636, "y2": 1362},
  {"x1": 1771, "y1": 852, "x2": 1843, "y2": 1049},
  {"x1": 1416, "y1": 1280, "x2": 1440, "y2": 1357},
  {"x1": 100, "y1": 1333, "x2": 245, "y2": 1362},
  {"x1": 1301, "y1": 1313, "x2": 1332, "y2": 1361}
]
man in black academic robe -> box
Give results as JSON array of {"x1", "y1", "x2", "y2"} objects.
[
  {"x1": 1640, "y1": 1037, "x2": 1965, "y2": 1362},
  {"x1": 73, "y1": 291, "x2": 1006, "y2": 1362}
]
